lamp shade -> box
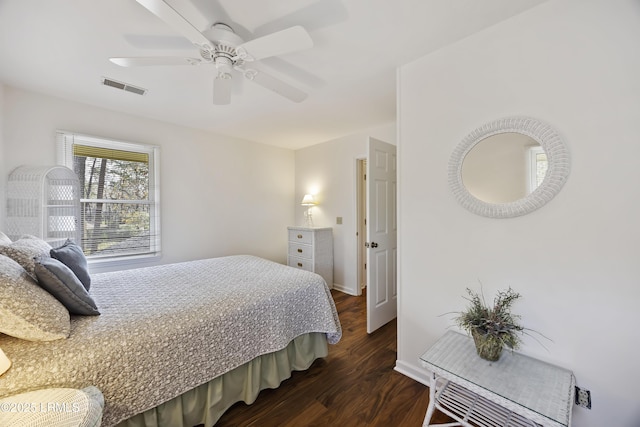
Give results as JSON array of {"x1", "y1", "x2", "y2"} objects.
[
  {"x1": 300, "y1": 194, "x2": 316, "y2": 206},
  {"x1": 0, "y1": 348, "x2": 11, "y2": 376}
]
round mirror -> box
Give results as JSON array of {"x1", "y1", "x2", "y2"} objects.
[{"x1": 449, "y1": 117, "x2": 570, "y2": 218}]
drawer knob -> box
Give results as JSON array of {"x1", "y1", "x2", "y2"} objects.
[
  {"x1": 297, "y1": 262, "x2": 303, "y2": 267},
  {"x1": 297, "y1": 248, "x2": 303, "y2": 253},
  {"x1": 297, "y1": 234, "x2": 303, "y2": 239}
]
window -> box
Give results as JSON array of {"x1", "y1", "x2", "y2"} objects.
[
  {"x1": 527, "y1": 146, "x2": 548, "y2": 194},
  {"x1": 57, "y1": 131, "x2": 160, "y2": 260}
]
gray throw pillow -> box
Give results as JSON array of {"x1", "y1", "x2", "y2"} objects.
[
  {"x1": 50, "y1": 239, "x2": 91, "y2": 291},
  {"x1": 34, "y1": 257, "x2": 100, "y2": 316}
]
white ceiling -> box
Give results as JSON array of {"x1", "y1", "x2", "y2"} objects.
[{"x1": 0, "y1": 0, "x2": 546, "y2": 149}]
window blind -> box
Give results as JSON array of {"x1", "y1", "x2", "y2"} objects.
[{"x1": 73, "y1": 145, "x2": 148, "y2": 163}]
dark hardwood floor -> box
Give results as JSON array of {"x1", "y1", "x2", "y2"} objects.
[{"x1": 215, "y1": 290, "x2": 453, "y2": 427}]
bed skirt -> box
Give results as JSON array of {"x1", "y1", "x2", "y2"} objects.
[{"x1": 115, "y1": 332, "x2": 328, "y2": 427}]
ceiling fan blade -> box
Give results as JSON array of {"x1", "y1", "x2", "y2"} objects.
[
  {"x1": 213, "y1": 76, "x2": 232, "y2": 105},
  {"x1": 260, "y1": 57, "x2": 325, "y2": 89},
  {"x1": 246, "y1": 69, "x2": 307, "y2": 103},
  {"x1": 135, "y1": 0, "x2": 213, "y2": 50},
  {"x1": 237, "y1": 26, "x2": 313, "y2": 61},
  {"x1": 110, "y1": 57, "x2": 201, "y2": 67}
]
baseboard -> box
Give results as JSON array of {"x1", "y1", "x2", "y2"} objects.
[
  {"x1": 331, "y1": 283, "x2": 357, "y2": 296},
  {"x1": 394, "y1": 359, "x2": 430, "y2": 387}
]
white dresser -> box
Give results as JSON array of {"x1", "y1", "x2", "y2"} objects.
[{"x1": 287, "y1": 226, "x2": 333, "y2": 288}]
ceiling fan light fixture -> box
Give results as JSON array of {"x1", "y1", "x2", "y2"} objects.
[{"x1": 214, "y1": 56, "x2": 233, "y2": 77}]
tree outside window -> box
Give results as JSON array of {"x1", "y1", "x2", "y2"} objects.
[{"x1": 58, "y1": 132, "x2": 160, "y2": 260}]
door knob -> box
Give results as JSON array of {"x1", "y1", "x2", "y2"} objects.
[{"x1": 370, "y1": 242, "x2": 378, "y2": 248}]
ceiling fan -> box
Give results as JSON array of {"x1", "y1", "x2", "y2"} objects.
[{"x1": 110, "y1": 0, "x2": 314, "y2": 105}]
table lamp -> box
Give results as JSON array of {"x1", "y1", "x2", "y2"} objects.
[
  {"x1": 301, "y1": 194, "x2": 317, "y2": 227},
  {"x1": 0, "y1": 348, "x2": 11, "y2": 376}
]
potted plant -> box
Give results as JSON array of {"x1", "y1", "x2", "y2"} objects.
[{"x1": 454, "y1": 287, "x2": 524, "y2": 361}]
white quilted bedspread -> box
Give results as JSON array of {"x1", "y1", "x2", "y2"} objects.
[{"x1": 0, "y1": 255, "x2": 342, "y2": 426}]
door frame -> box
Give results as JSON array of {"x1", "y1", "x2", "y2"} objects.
[{"x1": 355, "y1": 156, "x2": 367, "y2": 297}]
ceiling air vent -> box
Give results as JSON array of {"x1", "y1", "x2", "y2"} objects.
[{"x1": 101, "y1": 77, "x2": 147, "y2": 96}]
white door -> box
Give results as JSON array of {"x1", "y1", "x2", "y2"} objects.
[{"x1": 366, "y1": 138, "x2": 397, "y2": 333}]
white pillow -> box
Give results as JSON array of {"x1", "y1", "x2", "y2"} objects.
[
  {"x1": 0, "y1": 231, "x2": 11, "y2": 245},
  {"x1": 0, "y1": 386, "x2": 104, "y2": 427},
  {"x1": 0, "y1": 255, "x2": 70, "y2": 341},
  {"x1": 0, "y1": 235, "x2": 52, "y2": 278}
]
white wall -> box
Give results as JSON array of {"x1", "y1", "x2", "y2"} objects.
[
  {"x1": 1, "y1": 86, "x2": 295, "y2": 270},
  {"x1": 0, "y1": 85, "x2": 4, "y2": 225},
  {"x1": 294, "y1": 123, "x2": 395, "y2": 294},
  {"x1": 397, "y1": 1, "x2": 640, "y2": 426}
]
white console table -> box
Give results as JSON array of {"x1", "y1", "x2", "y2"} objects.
[{"x1": 420, "y1": 331, "x2": 575, "y2": 427}]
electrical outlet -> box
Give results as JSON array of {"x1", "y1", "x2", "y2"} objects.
[{"x1": 575, "y1": 386, "x2": 592, "y2": 409}]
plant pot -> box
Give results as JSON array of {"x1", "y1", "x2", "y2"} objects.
[{"x1": 471, "y1": 330, "x2": 503, "y2": 361}]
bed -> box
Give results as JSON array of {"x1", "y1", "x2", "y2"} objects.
[{"x1": 0, "y1": 248, "x2": 342, "y2": 427}]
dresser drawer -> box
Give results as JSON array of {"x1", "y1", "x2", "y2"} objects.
[
  {"x1": 288, "y1": 229, "x2": 312, "y2": 244},
  {"x1": 288, "y1": 243, "x2": 312, "y2": 259},
  {"x1": 288, "y1": 256, "x2": 313, "y2": 272}
]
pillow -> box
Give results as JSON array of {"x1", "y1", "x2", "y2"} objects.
[
  {"x1": 0, "y1": 254, "x2": 70, "y2": 341},
  {"x1": 0, "y1": 231, "x2": 11, "y2": 245},
  {"x1": 0, "y1": 386, "x2": 104, "y2": 427},
  {"x1": 34, "y1": 257, "x2": 99, "y2": 316},
  {"x1": 50, "y1": 239, "x2": 91, "y2": 291},
  {"x1": 0, "y1": 235, "x2": 52, "y2": 278}
]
